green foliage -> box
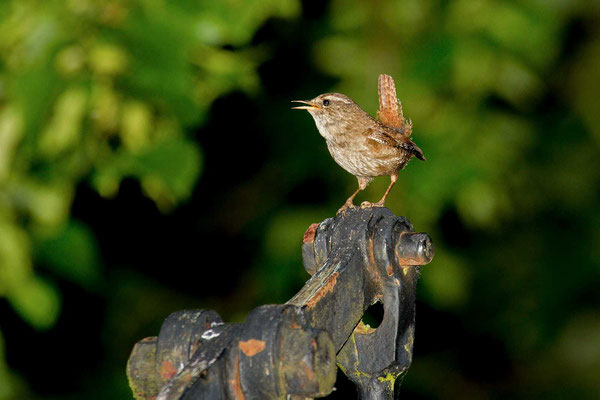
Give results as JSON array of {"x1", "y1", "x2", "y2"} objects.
[
  {"x1": 0, "y1": 0, "x2": 298, "y2": 337},
  {"x1": 34, "y1": 220, "x2": 101, "y2": 289}
]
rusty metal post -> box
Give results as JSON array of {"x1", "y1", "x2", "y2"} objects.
[
  {"x1": 127, "y1": 207, "x2": 433, "y2": 399},
  {"x1": 290, "y1": 207, "x2": 433, "y2": 399}
]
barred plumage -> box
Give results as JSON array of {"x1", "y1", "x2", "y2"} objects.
[{"x1": 292, "y1": 74, "x2": 425, "y2": 214}]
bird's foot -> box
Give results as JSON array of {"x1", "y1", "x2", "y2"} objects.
[
  {"x1": 360, "y1": 201, "x2": 385, "y2": 209},
  {"x1": 337, "y1": 202, "x2": 357, "y2": 216}
]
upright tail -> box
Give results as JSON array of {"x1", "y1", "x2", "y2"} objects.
[{"x1": 377, "y1": 74, "x2": 405, "y2": 129}]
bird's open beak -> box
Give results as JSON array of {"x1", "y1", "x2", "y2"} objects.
[{"x1": 291, "y1": 100, "x2": 321, "y2": 110}]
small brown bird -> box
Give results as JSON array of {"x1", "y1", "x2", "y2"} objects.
[{"x1": 293, "y1": 74, "x2": 425, "y2": 214}]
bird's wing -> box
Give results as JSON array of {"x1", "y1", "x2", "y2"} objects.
[
  {"x1": 367, "y1": 128, "x2": 426, "y2": 161},
  {"x1": 366, "y1": 128, "x2": 399, "y2": 151},
  {"x1": 376, "y1": 74, "x2": 412, "y2": 138}
]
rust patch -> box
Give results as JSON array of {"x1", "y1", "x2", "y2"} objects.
[
  {"x1": 160, "y1": 360, "x2": 178, "y2": 380},
  {"x1": 303, "y1": 223, "x2": 319, "y2": 244},
  {"x1": 229, "y1": 354, "x2": 245, "y2": 399},
  {"x1": 365, "y1": 238, "x2": 385, "y2": 290},
  {"x1": 387, "y1": 264, "x2": 394, "y2": 276},
  {"x1": 300, "y1": 360, "x2": 315, "y2": 382},
  {"x1": 289, "y1": 321, "x2": 301, "y2": 329},
  {"x1": 356, "y1": 320, "x2": 376, "y2": 335},
  {"x1": 238, "y1": 339, "x2": 266, "y2": 357},
  {"x1": 306, "y1": 272, "x2": 339, "y2": 309},
  {"x1": 367, "y1": 237, "x2": 376, "y2": 265}
]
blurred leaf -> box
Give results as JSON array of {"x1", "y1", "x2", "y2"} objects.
[
  {"x1": 257, "y1": 208, "x2": 329, "y2": 303},
  {"x1": 120, "y1": 100, "x2": 152, "y2": 152},
  {"x1": 89, "y1": 43, "x2": 128, "y2": 76},
  {"x1": 455, "y1": 180, "x2": 509, "y2": 228},
  {"x1": 555, "y1": 312, "x2": 600, "y2": 374},
  {"x1": 93, "y1": 137, "x2": 202, "y2": 209},
  {"x1": 8, "y1": 179, "x2": 74, "y2": 227},
  {"x1": 7, "y1": 275, "x2": 61, "y2": 330},
  {"x1": 407, "y1": 35, "x2": 454, "y2": 88},
  {"x1": 0, "y1": 106, "x2": 24, "y2": 182},
  {"x1": 38, "y1": 86, "x2": 88, "y2": 157},
  {"x1": 35, "y1": 220, "x2": 102, "y2": 289},
  {"x1": 119, "y1": 7, "x2": 199, "y2": 126},
  {"x1": 566, "y1": 39, "x2": 600, "y2": 142},
  {"x1": 421, "y1": 250, "x2": 470, "y2": 310},
  {"x1": 0, "y1": 220, "x2": 32, "y2": 296},
  {"x1": 189, "y1": 0, "x2": 300, "y2": 46}
]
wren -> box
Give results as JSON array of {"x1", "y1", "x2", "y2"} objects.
[{"x1": 293, "y1": 74, "x2": 425, "y2": 214}]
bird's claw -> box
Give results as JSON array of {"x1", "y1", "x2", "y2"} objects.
[
  {"x1": 360, "y1": 201, "x2": 384, "y2": 209},
  {"x1": 337, "y1": 202, "x2": 357, "y2": 216}
]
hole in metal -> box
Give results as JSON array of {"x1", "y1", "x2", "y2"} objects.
[{"x1": 361, "y1": 301, "x2": 384, "y2": 329}]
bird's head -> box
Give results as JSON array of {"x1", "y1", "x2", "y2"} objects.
[{"x1": 292, "y1": 93, "x2": 361, "y2": 126}]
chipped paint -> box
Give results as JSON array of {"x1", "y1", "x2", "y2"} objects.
[
  {"x1": 366, "y1": 235, "x2": 376, "y2": 266},
  {"x1": 303, "y1": 223, "x2": 319, "y2": 244},
  {"x1": 229, "y1": 355, "x2": 245, "y2": 400},
  {"x1": 306, "y1": 272, "x2": 339, "y2": 309},
  {"x1": 160, "y1": 360, "x2": 178, "y2": 380},
  {"x1": 201, "y1": 329, "x2": 220, "y2": 340},
  {"x1": 238, "y1": 339, "x2": 266, "y2": 357}
]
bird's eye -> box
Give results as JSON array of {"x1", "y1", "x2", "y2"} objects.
[{"x1": 323, "y1": 99, "x2": 330, "y2": 106}]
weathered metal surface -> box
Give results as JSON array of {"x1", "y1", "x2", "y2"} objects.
[
  {"x1": 128, "y1": 337, "x2": 159, "y2": 400},
  {"x1": 128, "y1": 305, "x2": 336, "y2": 400},
  {"x1": 290, "y1": 207, "x2": 432, "y2": 399},
  {"x1": 127, "y1": 207, "x2": 433, "y2": 399}
]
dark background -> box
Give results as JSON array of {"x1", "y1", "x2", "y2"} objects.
[{"x1": 0, "y1": 0, "x2": 599, "y2": 399}]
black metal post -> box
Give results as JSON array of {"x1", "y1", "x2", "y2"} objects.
[{"x1": 127, "y1": 207, "x2": 434, "y2": 399}]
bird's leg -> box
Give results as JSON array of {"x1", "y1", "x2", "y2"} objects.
[
  {"x1": 337, "y1": 176, "x2": 370, "y2": 215},
  {"x1": 361, "y1": 173, "x2": 398, "y2": 208}
]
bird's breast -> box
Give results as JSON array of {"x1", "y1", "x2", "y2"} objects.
[{"x1": 326, "y1": 139, "x2": 405, "y2": 177}]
